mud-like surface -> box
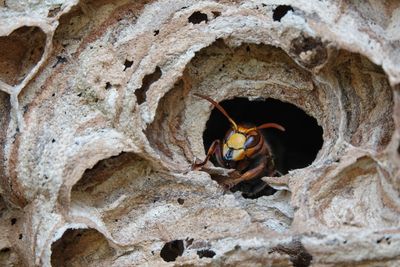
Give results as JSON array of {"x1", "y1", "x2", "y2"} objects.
[{"x1": 0, "y1": 0, "x2": 400, "y2": 266}]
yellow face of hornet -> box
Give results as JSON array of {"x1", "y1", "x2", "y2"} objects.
[
  {"x1": 223, "y1": 132, "x2": 247, "y2": 161},
  {"x1": 222, "y1": 126, "x2": 261, "y2": 161}
]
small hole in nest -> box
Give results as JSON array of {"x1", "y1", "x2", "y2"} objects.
[
  {"x1": 153, "y1": 30, "x2": 160, "y2": 36},
  {"x1": 188, "y1": 11, "x2": 208, "y2": 24},
  {"x1": 197, "y1": 249, "x2": 216, "y2": 258},
  {"x1": 105, "y1": 82, "x2": 112, "y2": 90},
  {"x1": 10, "y1": 218, "x2": 17, "y2": 225},
  {"x1": 160, "y1": 240, "x2": 184, "y2": 262},
  {"x1": 273, "y1": 5, "x2": 294, "y2": 22},
  {"x1": 123, "y1": 59, "x2": 133, "y2": 71},
  {"x1": 203, "y1": 97, "x2": 323, "y2": 198},
  {"x1": 135, "y1": 66, "x2": 162, "y2": 105},
  {"x1": 177, "y1": 198, "x2": 185, "y2": 205},
  {"x1": 0, "y1": 247, "x2": 10, "y2": 253}
]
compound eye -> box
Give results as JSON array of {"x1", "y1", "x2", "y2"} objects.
[{"x1": 244, "y1": 134, "x2": 260, "y2": 149}]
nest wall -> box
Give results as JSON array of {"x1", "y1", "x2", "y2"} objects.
[{"x1": 0, "y1": 0, "x2": 400, "y2": 266}]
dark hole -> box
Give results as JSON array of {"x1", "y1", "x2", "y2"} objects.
[
  {"x1": 18, "y1": 234, "x2": 23, "y2": 240},
  {"x1": 188, "y1": 11, "x2": 208, "y2": 24},
  {"x1": 105, "y1": 82, "x2": 112, "y2": 90},
  {"x1": 52, "y1": 139, "x2": 56, "y2": 143},
  {"x1": 153, "y1": 30, "x2": 160, "y2": 36},
  {"x1": 160, "y1": 240, "x2": 184, "y2": 262},
  {"x1": 177, "y1": 198, "x2": 184, "y2": 205},
  {"x1": 123, "y1": 59, "x2": 133, "y2": 71},
  {"x1": 11, "y1": 218, "x2": 17, "y2": 225},
  {"x1": 0, "y1": 248, "x2": 10, "y2": 253},
  {"x1": 135, "y1": 66, "x2": 162, "y2": 105},
  {"x1": 203, "y1": 97, "x2": 323, "y2": 198},
  {"x1": 52, "y1": 93, "x2": 55, "y2": 97},
  {"x1": 273, "y1": 5, "x2": 294, "y2": 22},
  {"x1": 237, "y1": 182, "x2": 277, "y2": 199},
  {"x1": 77, "y1": 93, "x2": 82, "y2": 97},
  {"x1": 197, "y1": 249, "x2": 216, "y2": 258}
]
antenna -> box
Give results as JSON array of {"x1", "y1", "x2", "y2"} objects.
[{"x1": 194, "y1": 93, "x2": 238, "y2": 130}]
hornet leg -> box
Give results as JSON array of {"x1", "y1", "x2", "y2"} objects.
[
  {"x1": 222, "y1": 160, "x2": 267, "y2": 188},
  {"x1": 192, "y1": 140, "x2": 224, "y2": 169}
]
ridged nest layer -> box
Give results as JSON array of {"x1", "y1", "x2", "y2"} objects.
[{"x1": 0, "y1": 0, "x2": 399, "y2": 266}]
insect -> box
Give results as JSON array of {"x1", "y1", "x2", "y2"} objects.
[{"x1": 192, "y1": 93, "x2": 285, "y2": 190}]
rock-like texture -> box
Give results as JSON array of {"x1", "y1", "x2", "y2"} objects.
[{"x1": 0, "y1": 0, "x2": 400, "y2": 266}]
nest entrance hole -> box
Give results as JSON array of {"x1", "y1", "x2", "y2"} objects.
[
  {"x1": 203, "y1": 97, "x2": 323, "y2": 197},
  {"x1": 160, "y1": 240, "x2": 184, "y2": 262}
]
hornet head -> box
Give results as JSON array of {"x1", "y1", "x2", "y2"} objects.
[{"x1": 194, "y1": 93, "x2": 285, "y2": 161}]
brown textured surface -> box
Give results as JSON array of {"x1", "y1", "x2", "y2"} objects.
[
  {"x1": 0, "y1": 26, "x2": 46, "y2": 86},
  {"x1": 0, "y1": 0, "x2": 400, "y2": 266}
]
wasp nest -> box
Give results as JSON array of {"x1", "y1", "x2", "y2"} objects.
[{"x1": 0, "y1": 0, "x2": 400, "y2": 266}]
